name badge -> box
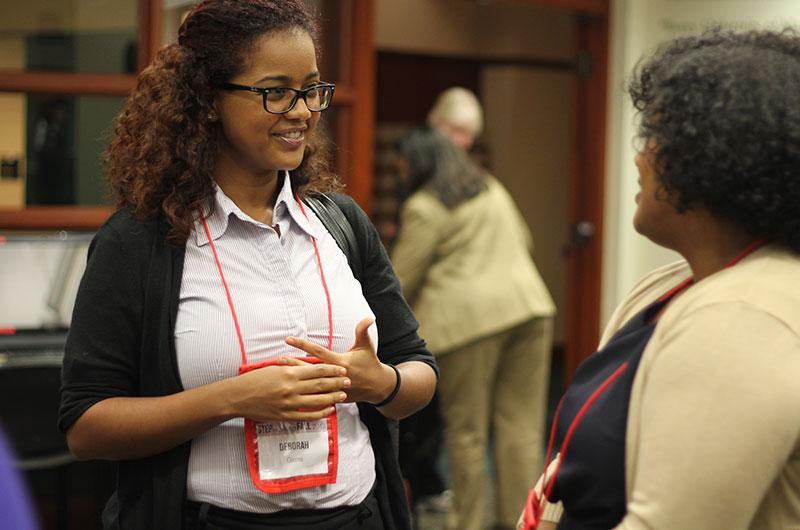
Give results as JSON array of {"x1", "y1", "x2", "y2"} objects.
[{"x1": 240, "y1": 358, "x2": 339, "y2": 493}]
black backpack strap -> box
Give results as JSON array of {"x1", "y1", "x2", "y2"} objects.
[{"x1": 302, "y1": 192, "x2": 363, "y2": 283}]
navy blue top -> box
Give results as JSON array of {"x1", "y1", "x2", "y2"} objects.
[{"x1": 549, "y1": 297, "x2": 668, "y2": 530}]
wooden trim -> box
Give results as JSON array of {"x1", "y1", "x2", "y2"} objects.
[
  {"x1": 0, "y1": 1, "x2": 372, "y2": 228},
  {"x1": 347, "y1": 0, "x2": 375, "y2": 213},
  {"x1": 564, "y1": 14, "x2": 608, "y2": 384},
  {"x1": 508, "y1": 0, "x2": 608, "y2": 14},
  {"x1": 335, "y1": 103, "x2": 352, "y2": 189},
  {"x1": 0, "y1": 71, "x2": 136, "y2": 96},
  {"x1": 0, "y1": 0, "x2": 157, "y2": 97},
  {"x1": 0, "y1": 207, "x2": 113, "y2": 231},
  {"x1": 470, "y1": 56, "x2": 573, "y2": 71},
  {"x1": 330, "y1": 85, "x2": 356, "y2": 105},
  {"x1": 138, "y1": 0, "x2": 164, "y2": 70},
  {"x1": 377, "y1": 50, "x2": 575, "y2": 72},
  {"x1": 337, "y1": 0, "x2": 355, "y2": 87},
  {"x1": 0, "y1": 0, "x2": 157, "y2": 229}
]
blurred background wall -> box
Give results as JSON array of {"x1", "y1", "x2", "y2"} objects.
[{"x1": 375, "y1": 0, "x2": 575, "y2": 345}]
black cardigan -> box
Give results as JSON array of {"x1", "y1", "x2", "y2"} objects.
[{"x1": 59, "y1": 193, "x2": 435, "y2": 530}]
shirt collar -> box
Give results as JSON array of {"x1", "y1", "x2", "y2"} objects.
[
  {"x1": 194, "y1": 171, "x2": 319, "y2": 246},
  {"x1": 274, "y1": 170, "x2": 320, "y2": 239}
]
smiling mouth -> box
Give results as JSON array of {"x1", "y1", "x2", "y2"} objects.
[{"x1": 274, "y1": 130, "x2": 305, "y2": 141}]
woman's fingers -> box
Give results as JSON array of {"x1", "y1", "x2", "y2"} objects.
[
  {"x1": 351, "y1": 318, "x2": 375, "y2": 351},
  {"x1": 297, "y1": 391, "x2": 348, "y2": 410},
  {"x1": 274, "y1": 360, "x2": 346, "y2": 379},
  {"x1": 259, "y1": 391, "x2": 345, "y2": 422},
  {"x1": 285, "y1": 336, "x2": 339, "y2": 363},
  {"x1": 294, "y1": 376, "x2": 351, "y2": 396},
  {"x1": 278, "y1": 356, "x2": 309, "y2": 366},
  {"x1": 280, "y1": 406, "x2": 337, "y2": 422},
  {"x1": 261, "y1": 363, "x2": 350, "y2": 401}
]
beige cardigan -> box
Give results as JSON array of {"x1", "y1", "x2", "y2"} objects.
[
  {"x1": 537, "y1": 245, "x2": 800, "y2": 529},
  {"x1": 391, "y1": 176, "x2": 555, "y2": 355}
]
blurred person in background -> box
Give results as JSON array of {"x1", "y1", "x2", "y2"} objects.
[
  {"x1": 426, "y1": 87, "x2": 483, "y2": 152},
  {"x1": 393, "y1": 99, "x2": 555, "y2": 529},
  {"x1": 520, "y1": 28, "x2": 800, "y2": 530},
  {"x1": 58, "y1": 1, "x2": 436, "y2": 529},
  {"x1": 395, "y1": 87, "x2": 492, "y2": 520}
]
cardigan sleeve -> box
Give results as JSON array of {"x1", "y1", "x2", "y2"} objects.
[
  {"x1": 328, "y1": 193, "x2": 437, "y2": 375},
  {"x1": 58, "y1": 219, "x2": 145, "y2": 433},
  {"x1": 535, "y1": 455, "x2": 565, "y2": 523},
  {"x1": 616, "y1": 302, "x2": 800, "y2": 529}
]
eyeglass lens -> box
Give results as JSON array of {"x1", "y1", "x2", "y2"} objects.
[{"x1": 264, "y1": 86, "x2": 333, "y2": 113}]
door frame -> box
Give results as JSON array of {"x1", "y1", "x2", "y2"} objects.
[
  {"x1": 565, "y1": 12, "x2": 608, "y2": 382},
  {"x1": 520, "y1": 0, "x2": 609, "y2": 382}
]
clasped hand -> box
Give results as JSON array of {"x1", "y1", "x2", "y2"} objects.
[
  {"x1": 230, "y1": 318, "x2": 394, "y2": 423},
  {"x1": 284, "y1": 318, "x2": 395, "y2": 405}
]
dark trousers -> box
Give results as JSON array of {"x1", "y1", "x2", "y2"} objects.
[
  {"x1": 186, "y1": 489, "x2": 384, "y2": 530},
  {"x1": 399, "y1": 391, "x2": 446, "y2": 501}
]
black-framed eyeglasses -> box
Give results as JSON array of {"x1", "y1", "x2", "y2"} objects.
[{"x1": 216, "y1": 82, "x2": 335, "y2": 114}]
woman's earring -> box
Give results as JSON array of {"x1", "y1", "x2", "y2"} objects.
[{"x1": 208, "y1": 112, "x2": 218, "y2": 122}]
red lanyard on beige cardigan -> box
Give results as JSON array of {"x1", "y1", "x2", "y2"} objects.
[
  {"x1": 198, "y1": 195, "x2": 339, "y2": 494},
  {"x1": 522, "y1": 238, "x2": 765, "y2": 530}
]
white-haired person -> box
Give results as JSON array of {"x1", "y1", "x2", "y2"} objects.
[
  {"x1": 426, "y1": 87, "x2": 484, "y2": 151},
  {"x1": 392, "y1": 86, "x2": 556, "y2": 530}
]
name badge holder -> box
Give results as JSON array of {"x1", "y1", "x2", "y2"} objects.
[{"x1": 239, "y1": 357, "x2": 338, "y2": 493}]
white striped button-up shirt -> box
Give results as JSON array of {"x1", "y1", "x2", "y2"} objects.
[{"x1": 175, "y1": 172, "x2": 376, "y2": 512}]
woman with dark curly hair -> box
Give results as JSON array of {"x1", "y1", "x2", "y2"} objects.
[
  {"x1": 519, "y1": 28, "x2": 800, "y2": 530},
  {"x1": 57, "y1": 1, "x2": 436, "y2": 529}
]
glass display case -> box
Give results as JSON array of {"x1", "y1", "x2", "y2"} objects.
[
  {"x1": 0, "y1": 230, "x2": 92, "y2": 480},
  {"x1": 0, "y1": 230, "x2": 91, "y2": 335}
]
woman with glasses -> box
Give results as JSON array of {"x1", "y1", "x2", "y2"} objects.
[
  {"x1": 520, "y1": 28, "x2": 800, "y2": 530},
  {"x1": 57, "y1": 2, "x2": 436, "y2": 529}
]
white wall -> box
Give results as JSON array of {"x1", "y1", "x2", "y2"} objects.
[{"x1": 602, "y1": 0, "x2": 800, "y2": 324}]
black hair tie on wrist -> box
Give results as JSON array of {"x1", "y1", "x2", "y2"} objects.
[{"x1": 373, "y1": 364, "x2": 401, "y2": 407}]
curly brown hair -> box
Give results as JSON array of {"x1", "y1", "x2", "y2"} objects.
[
  {"x1": 105, "y1": 0, "x2": 341, "y2": 242},
  {"x1": 629, "y1": 28, "x2": 800, "y2": 253}
]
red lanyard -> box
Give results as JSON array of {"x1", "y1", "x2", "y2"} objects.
[
  {"x1": 199, "y1": 194, "x2": 333, "y2": 367},
  {"x1": 524, "y1": 238, "x2": 766, "y2": 528},
  {"x1": 655, "y1": 238, "x2": 765, "y2": 304}
]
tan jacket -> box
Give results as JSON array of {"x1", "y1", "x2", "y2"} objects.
[
  {"x1": 537, "y1": 245, "x2": 800, "y2": 529},
  {"x1": 391, "y1": 176, "x2": 555, "y2": 355}
]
